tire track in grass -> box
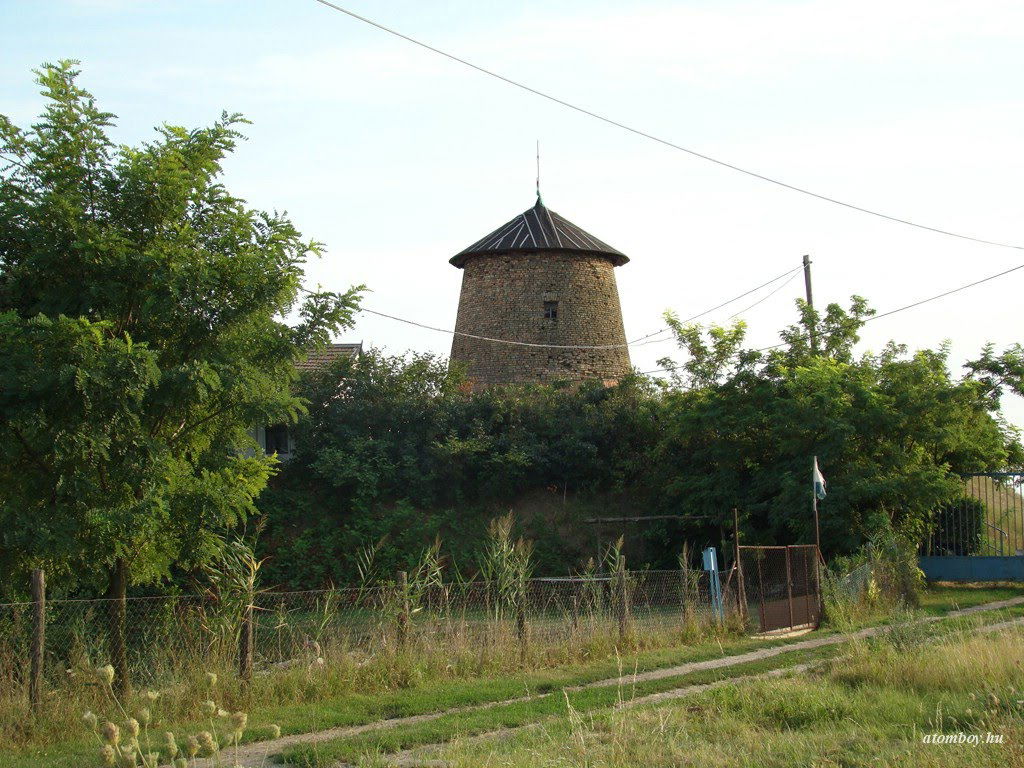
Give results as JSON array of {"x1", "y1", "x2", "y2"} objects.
[
  {"x1": 177, "y1": 596, "x2": 1024, "y2": 767},
  {"x1": 385, "y1": 663, "x2": 818, "y2": 768},
  {"x1": 384, "y1": 614, "x2": 1024, "y2": 768}
]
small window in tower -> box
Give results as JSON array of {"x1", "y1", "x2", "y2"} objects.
[{"x1": 543, "y1": 301, "x2": 558, "y2": 320}]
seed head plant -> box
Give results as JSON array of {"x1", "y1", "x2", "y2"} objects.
[{"x1": 83, "y1": 663, "x2": 275, "y2": 767}]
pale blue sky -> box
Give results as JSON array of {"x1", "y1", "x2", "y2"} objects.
[{"x1": 4, "y1": 0, "x2": 1023, "y2": 426}]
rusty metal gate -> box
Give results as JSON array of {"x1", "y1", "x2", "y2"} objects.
[{"x1": 737, "y1": 545, "x2": 822, "y2": 633}]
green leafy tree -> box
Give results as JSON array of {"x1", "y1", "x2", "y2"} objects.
[
  {"x1": 0, "y1": 61, "x2": 360, "y2": 690},
  {"x1": 651, "y1": 297, "x2": 1017, "y2": 557},
  {"x1": 260, "y1": 296, "x2": 1019, "y2": 584},
  {"x1": 966, "y1": 343, "x2": 1024, "y2": 408}
]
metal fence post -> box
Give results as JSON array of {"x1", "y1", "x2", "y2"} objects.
[
  {"x1": 703, "y1": 547, "x2": 723, "y2": 623},
  {"x1": 30, "y1": 568, "x2": 45, "y2": 711},
  {"x1": 785, "y1": 547, "x2": 795, "y2": 629},
  {"x1": 815, "y1": 544, "x2": 825, "y2": 625},
  {"x1": 802, "y1": 548, "x2": 812, "y2": 626},
  {"x1": 397, "y1": 570, "x2": 410, "y2": 648}
]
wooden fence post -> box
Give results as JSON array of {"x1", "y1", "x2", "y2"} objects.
[
  {"x1": 615, "y1": 556, "x2": 629, "y2": 644},
  {"x1": 441, "y1": 586, "x2": 452, "y2": 640},
  {"x1": 397, "y1": 571, "x2": 409, "y2": 648},
  {"x1": 680, "y1": 542, "x2": 693, "y2": 621},
  {"x1": 107, "y1": 558, "x2": 130, "y2": 697},
  {"x1": 29, "y1": 569, "x2": 45, "y2": 711},
  {"x1": 238, "y1": 592, "x2": 254, "y2": 683}
]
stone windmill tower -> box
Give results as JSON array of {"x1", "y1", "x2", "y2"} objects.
[{"x1": 450, "y1": 196, "x2": 631, "y2": 387}]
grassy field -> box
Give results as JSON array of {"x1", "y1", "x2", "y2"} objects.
[
  {"x1": 418, "y1": 618, "x2": 1024, "y2": 768},
  {"x1": 917, "y1": 585, "x2": 1024, "y2": 613},
  {"x1": 2, "y1": 584, "x2": 1020, "y2": 768},
  {"x1": 280, "y1": 603, "x2": 1024, "y2": 766}
]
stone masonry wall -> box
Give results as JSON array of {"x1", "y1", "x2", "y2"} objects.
[{"x1": 450, "y1": 250, "x2": 630, "y2": 387}]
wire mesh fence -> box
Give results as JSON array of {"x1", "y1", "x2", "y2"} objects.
[{"x1": 0, "y1": 569, "x2": 735, "y2": 700}]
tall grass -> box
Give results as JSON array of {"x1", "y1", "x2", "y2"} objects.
[
  {"x1": 822, "y1": 533, "x2": 928, "y2": 632},
  {"x1": 0, "y1": 530, "x2": 736, "y2": 753},
  {"x1": 436, "y1": 624, "x2": 1024, "y2": 768}
]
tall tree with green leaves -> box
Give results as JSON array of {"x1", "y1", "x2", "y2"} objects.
[
  {"x1": 651, "y1": 297, "x2": 1019, "y2": 555},
  {"x1": 0, "y1": 61, "x2": 360, "y2": 690}
]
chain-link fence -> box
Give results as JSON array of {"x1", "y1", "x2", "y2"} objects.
[
  {"x1": 737, "y1": 545, "x2": 822, "y2": 633},
  {"x1": 1, "y1": 568, "x2": 736, "y2": 705}
]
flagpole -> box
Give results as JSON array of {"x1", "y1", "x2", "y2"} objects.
[
  {"x1": 813, "y1": 455, "x2": 821, "y2": 552},
  {"x1": 812, "y1": 457, "x2": 824, "y2": 628}
]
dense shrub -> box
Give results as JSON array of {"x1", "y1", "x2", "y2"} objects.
[{"x1": 256, "y1": 298, "x2": 1021, "y2": 588}]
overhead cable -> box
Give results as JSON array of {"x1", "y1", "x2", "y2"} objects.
[{"x1": 311, "y1": 0, "x2": 1024, "y2": 252}]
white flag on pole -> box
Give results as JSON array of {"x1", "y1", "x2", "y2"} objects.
[{"x1": 813, "y1": 457, "x2": 827, "y2": 500}]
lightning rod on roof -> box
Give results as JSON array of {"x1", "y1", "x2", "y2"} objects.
[{"x1": 536, "y1": 139, "x2": 542, "y2": 204}]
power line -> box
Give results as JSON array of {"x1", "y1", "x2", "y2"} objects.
[
  {"x1": 359, "y1": 264, "x2": 805, "y2": 351},
  {"x1": 751, "y1": 259, "x2": 1024, "y2": 353},
  {"x1": 727, "y1": 271, "x2": 801, "y2": 320},
  {"x1": 629, "y1": 264, "x2": 804, "y2": 346},
  {"x1": 361, "y1": 307, "x2": 630, "y2": 350},
  {"x1": 325, "y1": 256, "x2": 1023, "y2": 374},
  {"x1": 311, "y1": 0, "x2": 1024, "y2": 253},
  {"x1": 869, "y1": 261, "x2": 1024, "y2": 321},
  {"x1": 645, "y1": 259, "x2": 1024, "y2": 371}
]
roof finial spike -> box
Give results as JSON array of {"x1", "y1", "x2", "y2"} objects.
[{"x1": 535, "y1": 139, "x2": 542, "y2": 205}]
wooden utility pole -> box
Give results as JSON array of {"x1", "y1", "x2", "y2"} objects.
[
  {"x1": 30, "y1": 569, "x2": 45, "y2": 711},
  {"x1": 803, "y1": 254, "x2": 817, "y2": 354},
  {"x1": 397, "y1": 571, "x2": 410, "y2": 648},
  {"x1": 805, "y1": 256, "x2": 823, "y2": 556}
]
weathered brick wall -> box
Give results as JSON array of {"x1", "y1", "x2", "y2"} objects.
[{"x1": 450, "y1": 250, "x2": 630, "y2": 387}]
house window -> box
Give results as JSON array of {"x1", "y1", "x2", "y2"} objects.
[
  {"x1": 265, "y1": 424, "x2": 290, "y2": 455},
  {"x1": 543, "y1": 301, "x2": 558, "y2": 320}
]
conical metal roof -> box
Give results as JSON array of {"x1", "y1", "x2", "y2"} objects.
[{"x1": 450, "y1": 197, "x2": 628, "y2": 268}]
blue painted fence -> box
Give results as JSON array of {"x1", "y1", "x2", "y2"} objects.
[{"x1": 919, "y1": 556, "x2": 1024, "y2": 582}]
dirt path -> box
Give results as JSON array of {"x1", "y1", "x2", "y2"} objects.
[
  {"x1": 178, "y1": 596, "x2": 1024, "y2": 768},
  {"x1": 386, "y1": 663, "x2": 819, "y2": 768},
  {"x1": 386, "y1": 613, "x2": 1024, "y2": 768},
  {"x1": 568, "y1": 595, "x2": 1024, "y2": 691}
]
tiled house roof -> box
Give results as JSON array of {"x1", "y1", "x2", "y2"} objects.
[{"x1": 296, "y1": 342, "x2": 363, "y2": 372}]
